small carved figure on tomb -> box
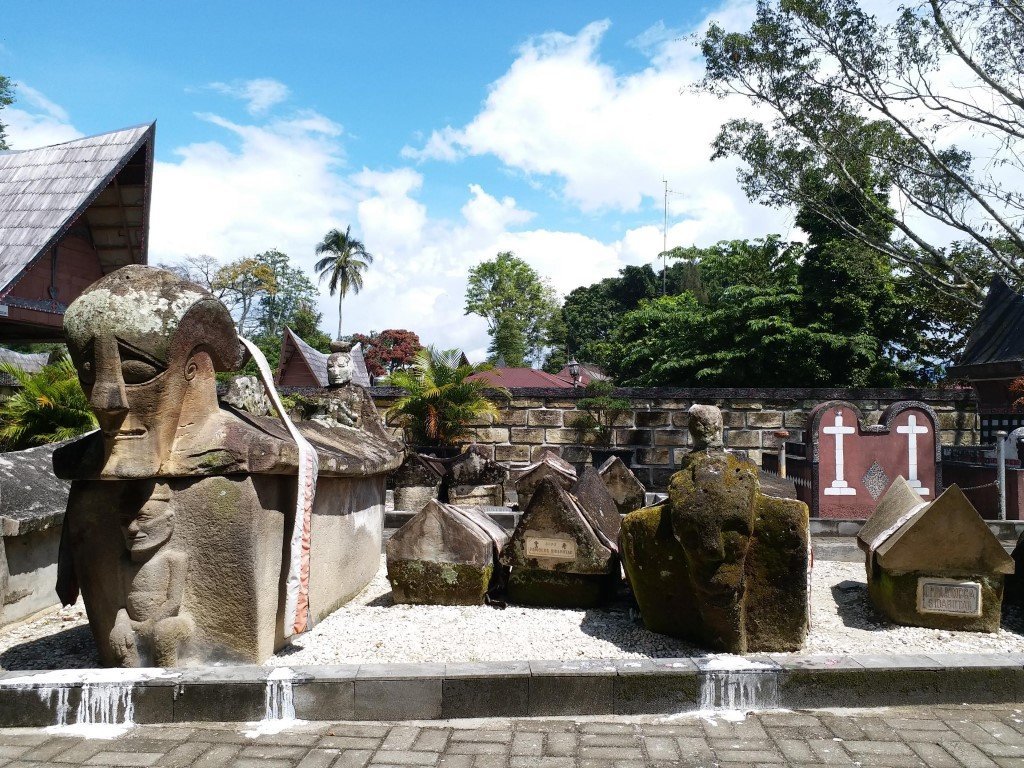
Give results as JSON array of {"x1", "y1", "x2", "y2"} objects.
[
  {"x1": 688, "y1": 404, "x2": 724, "y2": 451},
  {"x1": 327, "y1": 342, "x2": 355, "y2": 387},
  {"x1": 110, "y1": 483, "x2": 193, "y2": 667}
]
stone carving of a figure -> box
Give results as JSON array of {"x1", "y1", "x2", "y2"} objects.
[{"x1": 110, "y1": 482, "x2": 193, "y2": 667}]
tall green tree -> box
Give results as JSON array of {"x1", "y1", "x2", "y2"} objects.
[
  {"x1": 253, "y1": 249, "x2": 319, "y2": 340},
  {"x1": 0, "y1": 75, "x2": 14, "y2": 150},
  {"x1": 698, "y1": 0, "x2": 1024, "y2": 320},
  {"x1": 0, "y1": 356, "x2": 97, "y2": 450},
  {"x1": 465, "y1": 252, "x2": 562, "y2": 367},
  {"x1": 387, "y1": 347, "x2": 507, "y2": 447},
  {"x1": 314, "y1": 226, "x2": 374, "y2": 340}
]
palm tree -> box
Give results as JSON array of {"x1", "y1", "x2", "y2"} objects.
[
  {"x1": 314, "y1": 226, "x2": 374, "y2": 339},
  {"x1": 387, "y1": 347, "x2": 508, "y2": 448},
  {"x1": 0, "y1": 356, "x2": 97, "y2": 450}
]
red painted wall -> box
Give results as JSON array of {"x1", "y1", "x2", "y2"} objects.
[
  {"x1": 3, "y1": 234, "x2": 104, "y2": 332},
  {"x1": 278, "y1": 357, "x2": 319, "y2": 387}
]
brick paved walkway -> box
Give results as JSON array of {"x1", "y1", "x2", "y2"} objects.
[{"x1": 2, "y1": 704, "x2": 1024, "y2": 767}]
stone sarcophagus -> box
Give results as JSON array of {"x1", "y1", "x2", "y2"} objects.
[
  {"x1": 620, "y1": 404, "x2": 811, "y2": 653},
  {"x1": 386, "y1": 500, "x2": 509, "y2": 605},
  {"x1": 514, "y1": 450, "x2": 577, "y2": 511},
  {"x1": 787, "y1": 400, "x2": 941, "y2": 519},
  {"x1": 502, "y1": 467, "x2": 620, "y2": 608},
  {"x1": 446, "y1": 445, "x2": 509, "y2": 508},
  {"x1": 858, "y1": 477, "x2": 1013, "y2": 632},
  {"x1": 392, "y1": 454, "x2": 446, "y2": 513},
  {"x1": 54, "y1": 265, "x2": 402, "y2": 667}
]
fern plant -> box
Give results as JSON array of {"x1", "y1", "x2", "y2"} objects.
[
  {"x1": 0, "y1": 355, "x2": 97, "y2": 450},
  {"x1": 387, "y1": 346, "x2": 507, "y2": 448}
]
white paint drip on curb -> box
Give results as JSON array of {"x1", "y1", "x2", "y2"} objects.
[{"x1": 244, "y1": 667, "x2": 306, "y2": 737}]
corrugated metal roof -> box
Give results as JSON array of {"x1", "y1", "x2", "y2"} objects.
[
  {"x1": 950, "y1": 276, "x2": 1024, "y2": 376},
  {"x1": 0, "y1": 124, "x2": 154, "y2": 295},
  {"x1": 0, "y1": 346, "x2": 51, "y2": 388},
  {"x1": 281, "y1": 328, "x2": 372, "y2": 387},
  {"x1": 468, "y1": 367, "x2": 575, "y2": 388}
]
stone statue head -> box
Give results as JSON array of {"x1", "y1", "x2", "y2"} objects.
[
  {"x1": 688, "y1": 404, "x2": 724, "y2": 451},
  {"x1": 327, "y1": 342, "x2": 354, "y2": 387},
  {"x1": 65, "y1": 265, "x2": 244, "y2": 477},
  {"x1": 120, "y1": 482, "x2": 174, "y2": 561}
]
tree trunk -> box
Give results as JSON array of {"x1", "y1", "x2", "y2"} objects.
[{"x1": 337, "y1": 290, "x2": 344, "y2": 340}]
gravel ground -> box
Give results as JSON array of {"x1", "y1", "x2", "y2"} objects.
[{"x1": 4, "y1": 557, "x2": 1024, "y2": 670}]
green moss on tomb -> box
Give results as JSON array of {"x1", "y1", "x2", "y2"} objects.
[
  {"x1": 869, "y1": 569, "x2": 1004, "y2": 633},
  {"x1": 506, "y1": 568, "x2": 613, "y2": 608},
  {"x1": 387, "y1": 559, "x2": 495, "y2": 606}
]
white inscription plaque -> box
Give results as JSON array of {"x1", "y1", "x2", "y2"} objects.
[
  {"x1": 525, "y1": 535, "x2": 577, "y2": 561},
  {"x1": 917, "y1": 578, "x2": 982, "y2": 616}
]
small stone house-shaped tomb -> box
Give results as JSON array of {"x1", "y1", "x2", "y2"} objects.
[
  {"x1": 598, "y1": 455, "x2": 646, "y2": 516},
  {"x1": 392, "y1": 453, "x2": 447, "y2": 513},
  {"x1": 501, "y1": 473, "x2": 618, "y2": 608},
  {"x1": 386, "y1": 500, "x2": 509, "y2": 605},
  {"x1": 858, "y1": 476, "x2": 1013, "y2": 632},
  {"x1": 514, "y1": 450, "x2": 577, "y2": 511},
  {"x1": 446, "y1": 444, "x2": 509, "y2": 507}
]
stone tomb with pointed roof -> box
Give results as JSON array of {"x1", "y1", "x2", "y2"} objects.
[
  {"x1": 501, "y1": 467, "x2": 620, "y2": 608},
  {"x1": 386, "y1": 499, "x2": 509, "y2": 605},
  {"x1": 858, "y1": 476, "x2": 1014, "y2": 632},
  {"x1": 513, "y1": 450, "x2": 577, "y2": 511}
]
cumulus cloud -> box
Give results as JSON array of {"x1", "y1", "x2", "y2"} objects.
[
  {"x1": 3, "y1": 82, "x2": 82, "y2": 148},
  {"x1": 206, "y1": 78, "x2": 290, "y2": 115}
]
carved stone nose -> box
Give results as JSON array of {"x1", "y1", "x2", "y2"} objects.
[{"x1": 90, "y1": 381, "x2": 128, "y2": 417}]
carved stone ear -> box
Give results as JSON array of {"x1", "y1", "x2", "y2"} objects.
[{"x1": 178, "y1": 299, "x2": 245, "y2": 372}]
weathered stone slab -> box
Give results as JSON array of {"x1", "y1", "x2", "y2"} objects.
[
  {"x1": 448, "y1": 483, "x2": 503, "y2": 507},
  {"x1": 861, "y1": 477, "x2": 1013, "y2": 631},
  {"x1": 598, "y1": 455, "x2": 646, "y2": 516},
  {"x1": 386, "y1": 500, "x2": 509, "y2": 605},
  {"x1": 572, "y1": 465, "x2": 621, "y2": 553}
]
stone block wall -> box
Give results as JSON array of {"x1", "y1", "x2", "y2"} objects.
[{"x1": 368, "y1": 386, "x2": 980, "y2": 492}]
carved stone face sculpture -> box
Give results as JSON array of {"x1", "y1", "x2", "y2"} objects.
[
  {"x1": 327, "y1": 351, "x2": 354, "y2": 387},
  {"x1": 688, "y1": 404, "x2": 724, "y2": 451},
  {"x1": 120, "y1": 483, "x2": 174, "y2": 560},
  {"x1": 64, "y1": 265, "x2": 243, "y2": 477}
]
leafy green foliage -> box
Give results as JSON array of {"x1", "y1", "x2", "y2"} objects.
[
  {"x1": 387, "y1": 347, "x2": 508, "y2": 447},
  {"x1": 0, "y1": 356, "x2": 97, "y2": 450},
  {"x1": 464, "y1": 252, "x2": 562, "y2": 367},
  {"x1": 0, "y1": 74, "x2": 13, "y2": 150},
  {"x1": 563, "y1": 262, "x2": 707, "y2": 371},
  {"x1": 609, "y1": 237, "x2": 920, "y2": 386},
  {"x1": 571, "y1": 380, "x2": 632, "y2": 447},
  {"x1": 315, "y1": 226, "x2": 374, "y2": 339},
  {"x1": 699, "y1": 0, "x2": 1024, "y2": 323}
]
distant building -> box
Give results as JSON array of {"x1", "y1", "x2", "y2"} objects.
[
  {"x1": 0, "y1": 347, "x2": 52, "y2": 396},
  {"x1": 0, "y1": 124, "x2": 155, "y2": 342},
  {"x1": 276, "y1": 327, "x2": 371, "y2": 387},
  {"x1": 467, "y1": 362, "x2": 608, "y2": 389}
]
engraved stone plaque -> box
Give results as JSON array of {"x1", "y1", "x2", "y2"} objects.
[
  {"x1": 525, "y1": 535, "x2": 577, "y2": 561},
  {"x1": 917, "y1": 578, "x2": 982, "y2": 616}
]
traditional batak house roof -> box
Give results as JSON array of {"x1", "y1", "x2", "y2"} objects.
[
  {"x1": 0, "y1": 124, "x2": 155, "y2": 341},
  {"x1": 276, "y1": 327, "x2": 371, "y2": 388},
  {"x1": 947, "y1": 275, "x2": 1024, "y2": 440}
]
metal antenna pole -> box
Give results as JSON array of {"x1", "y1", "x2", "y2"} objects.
[{"x1": 662, "y1": 178, "x2": 669, "y2": 296}]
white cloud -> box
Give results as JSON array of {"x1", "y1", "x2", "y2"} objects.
[
  {"x1": 207, "y1": 78, "x2": 290, "y2": 115},
  {"x1": 3, "y1": 82, "x2": 82, "y2": 148}
]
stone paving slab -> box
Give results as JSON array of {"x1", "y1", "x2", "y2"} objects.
[
  {"x1": 3, "y1": 655, "x2": 1024, "y2": 727},
  {"x1": 3, "y1": 704, "x2": 1024, "y2": 766}
]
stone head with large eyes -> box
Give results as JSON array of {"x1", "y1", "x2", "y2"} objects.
[{"x1": 64, "y1": 265, "x2": 244, "y2": 478}]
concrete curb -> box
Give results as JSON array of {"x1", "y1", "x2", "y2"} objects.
[{"x1": 2, "y1": 654, "x2": 1023, "y2": 727}]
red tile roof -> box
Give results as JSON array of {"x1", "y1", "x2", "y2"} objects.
[{"x1": 467, "y1": 367, "x2": 575, "y2": 388}]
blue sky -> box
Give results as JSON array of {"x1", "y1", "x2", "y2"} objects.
[{"x1": 1, "y1": 1, "x2": 789, "y2": 359}]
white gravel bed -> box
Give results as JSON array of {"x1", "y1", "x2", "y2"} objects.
[{"x1": 4, "y1": 557, "x2": 1024, "y2": 670}]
